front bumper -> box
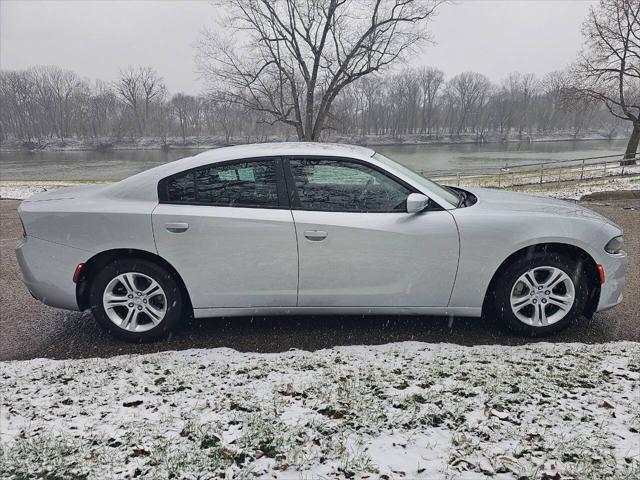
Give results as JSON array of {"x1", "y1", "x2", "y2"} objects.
[
  {"x1": 596, "y1": 251, "x2": 628, "y2": 312},
  {"x1": 16, "y1": 236, "x2": 90, "y2": 311}
]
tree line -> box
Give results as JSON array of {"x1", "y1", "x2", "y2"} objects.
[
  {"x1": 0, "y1": 64, "x2": 625, "y2": 147},
  {"x1": 0, "y1": 65, "x2": 284, "y2": 146},
  {"x1": 332, "y1": 68, "x2": 619, "y2": 140}
]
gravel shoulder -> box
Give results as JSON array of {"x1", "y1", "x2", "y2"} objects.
[{"x1": 0, "y1": 196, "x2": 638, "y2": 361}]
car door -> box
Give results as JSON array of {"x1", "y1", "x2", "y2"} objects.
[
  {"x1": 285, "y1": 156, "x2": 460, "y2": 308},
  {"x1": 152, "y1": 157, "x2": 298, "y2": 309}
]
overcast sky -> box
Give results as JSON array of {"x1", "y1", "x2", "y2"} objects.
[{"x1": 1, "y1": 0, "x2": 595, "y2": 93}]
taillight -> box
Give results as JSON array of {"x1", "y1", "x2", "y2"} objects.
[{"x1": 20, "y1": 218, "x2": 26, "y2": 238}]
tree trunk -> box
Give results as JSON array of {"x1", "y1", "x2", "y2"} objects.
[{"x1": 622, "y1": 122, "x2": 640, "y2": 165}]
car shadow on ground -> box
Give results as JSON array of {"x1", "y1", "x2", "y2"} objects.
[
  {"x1": 176, "y1": 311, "x2": 628, "y2": 350},
  {"x1": 10, "y1": 309, "x2": 629, "y2": 361}
]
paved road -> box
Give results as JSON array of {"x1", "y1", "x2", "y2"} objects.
[{"x1": 1, "y1": 197, "x2": 638, "y2": 361}]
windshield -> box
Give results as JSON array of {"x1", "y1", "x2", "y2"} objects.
[{"x1": 372, "y1": 152, "x2": 460, "y2": 207}]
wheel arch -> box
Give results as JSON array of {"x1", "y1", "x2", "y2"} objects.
[
  {"x1": 481, "y1": 242, "x2": 601, "y2": 319},
  {"x1": 76, "y1": 248, "x2": 193, "y2": 315}
]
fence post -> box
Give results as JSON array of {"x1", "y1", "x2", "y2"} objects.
[
  {"x1": 539, "y1": 164, "x2": 544, "y2": 185},
  {"x1": 580, "y1": 159, "x2": 585, "y2": 180},
  {"x1": 457, "y1": 172, "x2": 460, "y2": 186}
]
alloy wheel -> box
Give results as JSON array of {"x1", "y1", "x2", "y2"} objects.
[
  {"x1": 102, "y1": 272, "x2": 167, "y2": 332},
  {"x1": 509, "y1": 266, "x2": 575, "y2": 327}
]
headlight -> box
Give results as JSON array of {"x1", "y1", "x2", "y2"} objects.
[{"x1": 604, "y1": 236, "x2": 624, "y2": 254}]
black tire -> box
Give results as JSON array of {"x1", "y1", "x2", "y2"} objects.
[
  {"x1": 89, "y1": 258, "x2": 183, "y2": 342},
  {"x1": 494, "y1": 251, "x2": 588, "y2": 336}
]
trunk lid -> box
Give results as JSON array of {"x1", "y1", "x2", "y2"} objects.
[{"x1": 21, "y1": 184, "x2": 108, "y2": 202}]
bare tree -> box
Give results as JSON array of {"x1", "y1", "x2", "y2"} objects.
[
  {"x1": 447, "y1": 72, "x2": 491, "y2": 135},
  {"x1": 31, "y1": 66, "x2": 85, "y2": 141},
  {"x1": 197, "y1": 0, "x2": 443, "y2": 141},
  {"x1": 570, "y1": 0, "x2": 640, "y2": 164},
  {"x1": 87, "y1": 80, "x2": 118, "y2": 140},
  {"x1": 207, "y1": 93, "x2": 244, "y2": 144},
  {"x1": 0, "y1": 70, "x2": 40, "y2": 141},
  {"x1": 540, "y1": 71, "x2": 569, "y2": 132},
  {"x1": 116, "y1": 66, "x2": 142, "y2": 135},
  {"x1": 171, "y1": 93, "x2": 191, "y2": 144},
  {"x1": 115, "y1": 66, "x2": 165, "y2": 136},
  {"x1": 417, "y1": 66, "x2": 444, "y2": 134},
  {"x1": 140, "y1": 67, "x2": 166, "y2": 126}
]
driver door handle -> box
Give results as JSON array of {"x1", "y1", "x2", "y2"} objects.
[{"x1": 304, "y1": 230, "x2": 328, "y2": 241}]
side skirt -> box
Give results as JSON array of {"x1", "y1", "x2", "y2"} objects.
[{"x1": 192, "y1": 306, "x2": 482, "y2": 319}]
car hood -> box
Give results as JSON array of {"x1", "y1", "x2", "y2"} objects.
[{"x1": 463, "y1": 186, "x2": 618, "y2": 227}]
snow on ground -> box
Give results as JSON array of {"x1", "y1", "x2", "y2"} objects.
[
  {"x1": 516, "y1": 175, "x2": 640, "y2": 200},
  {"x1": 1, "y1": 342, "x2": 638, "y2": 479}
]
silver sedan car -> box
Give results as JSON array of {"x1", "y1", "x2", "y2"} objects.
[{"x1": 16, "y1": 143, "x2": 627, "y2": 341}]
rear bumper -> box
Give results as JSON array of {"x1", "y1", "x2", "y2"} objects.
[
  {"x1": 596, "y1": 252, "x2": 628, "y2": 312},
  {"x1": 15, "y1": 236, "x2": 90, "y2": 311}
]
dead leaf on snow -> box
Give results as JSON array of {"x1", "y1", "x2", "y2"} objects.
[{"x1": 484, "y1": 407, "x2": 510, "y2": 420}]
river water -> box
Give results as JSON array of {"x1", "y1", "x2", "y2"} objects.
[{"x1": 0, "y1": 139, "x2": 628, "y2": 181}]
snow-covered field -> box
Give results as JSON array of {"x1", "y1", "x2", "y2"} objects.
[{"x1": 1, "y1": 342, "x2": 638, "y2": 479}]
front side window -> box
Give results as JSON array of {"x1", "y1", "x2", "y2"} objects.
[
  {"x1": 289, "y1": 158, "x2": 410, "y2": 212},
  {"x1": 372, "y1": 152, "x2": 459, "y2": 207},
  {"x1": 163, "y1": 159, "x2": 280, "y2": 207}
]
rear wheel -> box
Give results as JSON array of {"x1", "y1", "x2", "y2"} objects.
[
  {"x1": 494, "y1": 252, "x2": 588, "y2": 335},
  {"x1": 89, "y1": 258, "x2": 183, "y2": 341}
]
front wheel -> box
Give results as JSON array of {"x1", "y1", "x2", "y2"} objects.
[
  {"x1": 89, "y1": 258, "x2": 183, "y2": 341},
  {"x1": 494, "y1": 252, "x2": 588, "y2": 336}
]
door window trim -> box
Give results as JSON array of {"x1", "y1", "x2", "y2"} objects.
[
  {"x1": 157, "y1": 156, "x2": 290, "y2": 209},
  {"x1": 283, "y1": 155, "x2": 440, "y2": 213}
]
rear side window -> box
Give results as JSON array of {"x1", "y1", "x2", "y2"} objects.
[
  {"x1": 162, "y1": 159, "x2": 280, "y2": 208},
  {"x1": 166, "y1": 171, "x2": 196, "y2": 202}
]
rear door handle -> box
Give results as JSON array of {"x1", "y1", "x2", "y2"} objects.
[
  {"x1": 165, "y1": 222, "x2": 189, "y2": 233},
  {"x1": 304, "y1": 230, "x2": 327, "y2": 241}
]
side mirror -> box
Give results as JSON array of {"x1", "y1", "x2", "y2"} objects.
[{"x1": 406, "y1": 193, "x2": 430, "y2": 213}]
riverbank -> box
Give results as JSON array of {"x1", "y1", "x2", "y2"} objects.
[{"x1": 0, "y1": 131, "x2": 628, "y2": 152}]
